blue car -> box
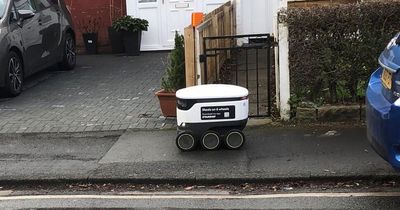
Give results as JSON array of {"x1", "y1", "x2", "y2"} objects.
[{"x1": 366, "y1": 33, "x2": 400, "y2": 171}]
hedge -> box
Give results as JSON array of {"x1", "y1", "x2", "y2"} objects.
[{"x1": 287, "y1": 1, "x2": 400, "y2": 108}]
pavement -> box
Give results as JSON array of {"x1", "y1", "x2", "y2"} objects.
[
  {"x1": 0, "y1": 125, "x2": 398, "y2": 183},
  {"x1": 0, "y1": 53, "x2": 175, "y2": 134}
]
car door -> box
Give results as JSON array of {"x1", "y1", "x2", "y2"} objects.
[
  {"x1": 33, "y1": 0, "x2": 61, "y2": 69},
  {"x1": 14, "y1": 0, "x2": 43, "y2": 74}
]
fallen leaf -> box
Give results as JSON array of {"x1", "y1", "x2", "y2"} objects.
[
  {"x1": 324, "y1": 130, "x2": 338, "y2": 136},
  {"x1": 185, "y1": 186, "x2": 195, "y2": 191}
]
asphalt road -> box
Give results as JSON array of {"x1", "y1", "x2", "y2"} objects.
[
  {"x1": 0, "y1": 192, "x2": 399, "y2": 209},
  {"x1": 0, "y1": 126, "x2": 398, "y2": 182}
]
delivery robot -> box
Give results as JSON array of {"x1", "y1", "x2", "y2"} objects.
[{"x1": 175, "y1": 84, "x2": 249, "y2": 151}]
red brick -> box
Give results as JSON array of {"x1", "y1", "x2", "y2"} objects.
[{"x1": 64, "y1": 0, "x2": 126, "y2": 53}]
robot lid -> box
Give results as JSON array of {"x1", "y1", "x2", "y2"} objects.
[{"x1": 176, "y1": 84, "x2": 248, "y2": 100}]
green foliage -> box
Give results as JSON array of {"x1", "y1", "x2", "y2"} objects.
[
  {"x1": 162, "y1": 32, "x2": 186, "y2": 92},
  {"x1": 286, "y1": 1, "x2": 400, "y2": 106},
  {"x1": 112, "y1": 16, "x2": 149, "y2": 32},
  {"x1": 289, "y1": 94, "x2": 302, "y2": 118}
]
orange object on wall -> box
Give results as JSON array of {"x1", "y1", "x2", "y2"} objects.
[{"x1": 191, "y1": 12, "x2": 204, "y2": 27}]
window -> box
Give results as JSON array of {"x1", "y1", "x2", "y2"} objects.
[{"x1": 0, "y1": 0, "x2": 6, "y2": 18}]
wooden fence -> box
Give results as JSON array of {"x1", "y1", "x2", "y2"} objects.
[{"x1": 184, "y1": 1, "x2": 236, "y2": 87}]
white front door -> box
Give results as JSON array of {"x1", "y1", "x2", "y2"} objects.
[
  {"x1": 127, "y1": 0, "x2": 229, "y2": 51},
  {"x1": 161, "y1": 0, "x2": 196, "y2": 48},
  {"x1": 134, "y1": 0, "x2": 164, "y2": 51}
]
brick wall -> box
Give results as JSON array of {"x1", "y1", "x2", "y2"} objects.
[
  {"x1": 289, "y1": 0, "x2": 359, "y2": 7},
  {"x1": 64, "y1": 0, "x2": 126, "y2": 53}
]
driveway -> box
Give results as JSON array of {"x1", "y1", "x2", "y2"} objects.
[{"x1": 0, "y1": 53, "x2": 175, "y2": 133}]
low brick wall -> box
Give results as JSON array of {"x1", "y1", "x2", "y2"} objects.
[{"x1": 296, "y1": 105, "x2": 365, "y2": 122}]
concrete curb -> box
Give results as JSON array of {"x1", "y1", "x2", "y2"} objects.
[
  {"x1": 0, "y1": 118, "x2": 274, "y2": 136},
  {"x1": 1, "y1": 174, "x2": 399, "y2": 186}
]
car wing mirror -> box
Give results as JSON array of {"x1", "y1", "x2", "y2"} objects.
[{"x1": 18, "y1": 10, "x2": 35, "y2": 20}]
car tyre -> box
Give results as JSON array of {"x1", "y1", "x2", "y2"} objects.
[
  {"x1": 3, "y1": 51, "x2": 24, "y2": 97},
  {"x1": 59, "y1": 33, "x2": 76, "y2": 70}
]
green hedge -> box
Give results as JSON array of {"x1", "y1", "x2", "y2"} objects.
[{"x1": 287, "y1": 1, "x2": 400, "y2": 108}]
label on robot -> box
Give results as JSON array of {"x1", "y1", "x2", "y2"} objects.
[{"x1": 201, "y1": 106, "x2": 235, "y2": 120}]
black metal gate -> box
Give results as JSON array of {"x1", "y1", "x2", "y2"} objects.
[{"x1": 201, "y1": 34, "x2": 275, "y2": 117}]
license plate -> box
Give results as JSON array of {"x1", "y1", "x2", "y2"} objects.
[{"x1": 382, "y1": 68, "x2": 392, "y2": 89}]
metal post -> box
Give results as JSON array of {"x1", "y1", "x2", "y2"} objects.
[
  {"x1": 215, "y1": 50, "x2": 218, "y2": 83},
  {"x1": 203, "y1": 38, "x2": 208, "y2": 84},
  {"x1": 256, "y1": 48, "x2": 259, "y2": 116},
  {"x1": 267, "y1": 35, "x2": 272, "y2": 116},
  {"x1": 235, "y1": 49, "x2": 239, "y2": 85},
  {"x1": 245, "y1": 49, "x2": 249, "y2": 89}
]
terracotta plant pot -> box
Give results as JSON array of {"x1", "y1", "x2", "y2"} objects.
[{"x1": 155, "y1": 89, "x2": 177, "y2": 117}]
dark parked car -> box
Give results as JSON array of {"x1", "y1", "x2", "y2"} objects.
[{"x1": 0, "y1": 0, "x2": 75, "y2": 96}]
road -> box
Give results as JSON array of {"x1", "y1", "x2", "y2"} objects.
[{"x1": 0, "y1": 191, "x2": 399, "y2": 209}]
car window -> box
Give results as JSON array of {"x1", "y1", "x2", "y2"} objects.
[
  {"x1": 0, "y1": 0, "x2": 6, "y2": 19},
  {"x1": 14, "y1": 0, "x2": 36, "y2": 11}
]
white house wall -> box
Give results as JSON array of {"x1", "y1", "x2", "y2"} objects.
[{"x1": 235, "y1": 0, "x2": 274, "y2": 36}]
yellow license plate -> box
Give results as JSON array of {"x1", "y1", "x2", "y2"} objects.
[{"x1": 382, "y1": 69, "x2": 392, "y2": 89}]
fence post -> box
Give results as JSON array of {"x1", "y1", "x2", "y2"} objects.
[
  {"x1": 273, "y1": 0, "x2": 290, "y2": 120},
  {"x1": 184, "y1": 26, "x2": 196, "y2": 87},
  {"x1": 278, "y1": 11, "x2": 290, "y2": 120}
]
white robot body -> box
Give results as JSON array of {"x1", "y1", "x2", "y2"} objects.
[{"x1": 175, "y1": 84, "x2": 249, "y2": 151}]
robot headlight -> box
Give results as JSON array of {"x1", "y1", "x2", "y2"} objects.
[{"x1": 177, "y1": 99, "x2": 188, "y2": 109}]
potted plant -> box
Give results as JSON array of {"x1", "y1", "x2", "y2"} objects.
[
  {"x1": 156, "y1": 32, "x2": 186, "y2": 117},
  {"x1": 108, "y1": 26, "x2": 124, "y2": 54},
  {"x1": 112, "y1": 16, "x2": 149, "y2": 56},
  {"x1": 79, "y1": 16, "x2": 102, "y2": 54}
]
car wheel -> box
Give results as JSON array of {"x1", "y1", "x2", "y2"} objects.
[
  {"x1": 59, "y1": 33, "x2": 76, "y2": 70},
  {"x1": 3, "y1": 51, "x2": 24, "y2": 97}
]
